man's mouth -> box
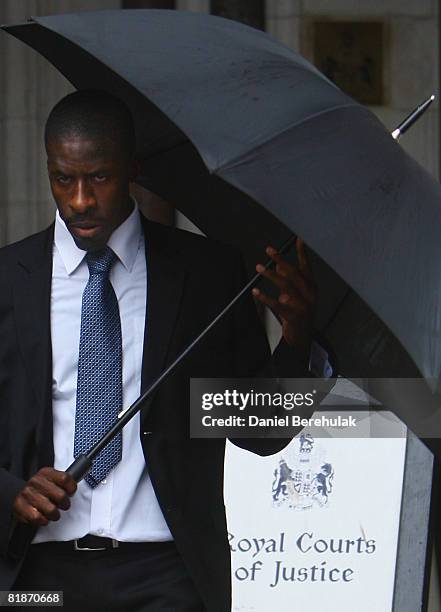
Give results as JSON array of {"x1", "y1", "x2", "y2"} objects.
[{"x1": 68, "y1": 221, "x2": 102, "y2": 239}]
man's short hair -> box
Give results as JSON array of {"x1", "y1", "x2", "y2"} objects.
[{"x1": 45, "y1": 90, "x2": 136, "y2": 157}]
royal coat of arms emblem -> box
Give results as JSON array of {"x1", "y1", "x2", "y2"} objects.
[{"x1": 272, "y1": 433, "x2": 334, "y2": 510}]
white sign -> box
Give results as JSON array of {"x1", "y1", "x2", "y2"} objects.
[{"x1": 224, "y1": 418, "x2": 407, "y2": 611}]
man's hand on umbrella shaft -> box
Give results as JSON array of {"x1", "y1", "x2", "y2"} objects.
[
  {"x1": 12, "y1": 467, "x2": 77, "y2": 527},
  {"x1": 253, "y1": 238, "x2": 317, "y2": 362}
]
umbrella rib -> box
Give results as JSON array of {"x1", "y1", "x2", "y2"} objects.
[{"x1": 212, "y1": 102, "x2": 364, "y2": 174}]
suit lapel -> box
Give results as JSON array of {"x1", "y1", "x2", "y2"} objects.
[
  {"x1": 140, "y1": 218, "x2": 187, "y2": 422},
  {"x1": 13, "y1": 226, "x2": 54, "y2": 468}
]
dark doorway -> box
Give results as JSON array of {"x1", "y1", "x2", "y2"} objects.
[
  {"x1": 123, "y1": 1, "x2": 175, "y2": 8},
  {"x1": 211, "y1": 0, "x2": 265, "y2": 31}
]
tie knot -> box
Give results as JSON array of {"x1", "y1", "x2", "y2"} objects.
[{"x1": 86, "y1": 247, "x2": 117, "y2": 276}]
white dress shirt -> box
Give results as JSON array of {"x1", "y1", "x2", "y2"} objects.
[{"x1": 33, "y1": 203, "x2": 173, "y2": 543}]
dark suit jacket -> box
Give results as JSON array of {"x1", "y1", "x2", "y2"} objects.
[{"x1": 0, "y1": 215, "x2": 307, "y2": 611}]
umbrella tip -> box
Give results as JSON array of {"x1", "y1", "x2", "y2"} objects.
[{"x1": 430, "y1": 94, "x2": 436, "y2": 101}]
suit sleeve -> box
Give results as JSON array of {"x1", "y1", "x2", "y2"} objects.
[
  {"x1": 0, "y1": 470, "x2": 26, "y2": 558},
  {"x1": 0, "y1": 255, "x2": 36, "y2": 562},
  {"x1": 0, "y1": 394, "x2": 33, "y2": 561}
]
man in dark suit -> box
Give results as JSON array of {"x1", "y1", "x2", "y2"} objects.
[{"x1": 0, "y1": 91, "x2": 317, "y2": 611}]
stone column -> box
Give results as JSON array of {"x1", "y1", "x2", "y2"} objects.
[
  {"x1": 176, "y1": 0, "x2": 209, "y2": 12},
  {"x1": 266, "y1": 0, "x2": 301, "y2": 49}
]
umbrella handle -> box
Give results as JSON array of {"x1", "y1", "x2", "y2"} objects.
[{"x1": 66, "y1": 454, "x2": 93, "y2": 482}]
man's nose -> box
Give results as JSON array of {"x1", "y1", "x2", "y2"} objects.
[{"x1": 70, "y1": 179, "x2": 96, "y2": 213}]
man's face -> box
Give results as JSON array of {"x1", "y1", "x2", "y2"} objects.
[{"x1": 47, "y1": 135, "x2": 137, "y2": 251}]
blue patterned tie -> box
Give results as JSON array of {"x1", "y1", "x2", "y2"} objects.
[{"x1": 74, "y1": 247, "x2": 123, "y2": 488}]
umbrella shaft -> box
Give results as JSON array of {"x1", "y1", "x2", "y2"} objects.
[{"x1": 66, "y1": 234, "x2": 297, "y2": 481}]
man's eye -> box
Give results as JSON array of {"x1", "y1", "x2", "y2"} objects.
[
  {"x1": 94, "y1": 174, "x2": 108, "y2": 182},
  {"x1": 56, "y1": 175, "x2": 71, "y2": 184}
]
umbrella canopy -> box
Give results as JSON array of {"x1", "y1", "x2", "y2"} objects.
[{"x1": 3, "y1": 9, "x2": 441, "y2": 381}]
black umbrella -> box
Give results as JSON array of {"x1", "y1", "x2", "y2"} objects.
[
  {"x1": 4, "y1": 9, "x2": 441, "y2": 375},
  {"x1": 3, "y1": 10, "x2": 441, "y2": 475}
]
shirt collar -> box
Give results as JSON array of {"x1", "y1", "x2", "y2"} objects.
[{"x1": 54, "y1": 199, "x2": 142, "y2": 275}]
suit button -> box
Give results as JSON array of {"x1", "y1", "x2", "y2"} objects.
[{"x1": 143, "y1": 431, "x2": 152, "y2": 435}]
